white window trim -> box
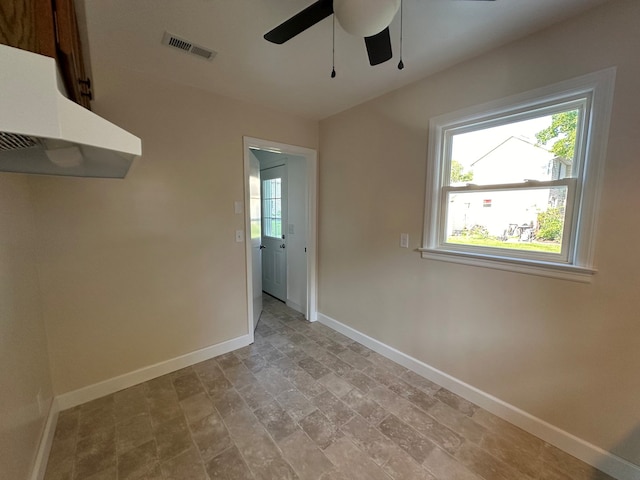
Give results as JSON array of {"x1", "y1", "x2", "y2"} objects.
[{"x1": 420, "y1": 68, "x2": 616, "y2": 283}]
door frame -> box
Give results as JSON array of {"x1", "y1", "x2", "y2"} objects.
[{"x1": 242, "y1": 136, "x2": 318, "y2": 340}]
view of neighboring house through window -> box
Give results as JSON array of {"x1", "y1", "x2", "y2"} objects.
[
  {"x1": 445, "y1": 106, "x2": 580, "y2": 256},
  {"x1": 422, "y1": 69, "x2": 616, "y2": 279}
]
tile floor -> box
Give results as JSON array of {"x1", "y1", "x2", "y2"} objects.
[{"x1": 44, "y1": 295, "x2": 615, "y2": 480}]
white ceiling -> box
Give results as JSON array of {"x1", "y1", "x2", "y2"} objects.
[{"x1": 81, "y1": 0, "x2": 610, "y2": 120}]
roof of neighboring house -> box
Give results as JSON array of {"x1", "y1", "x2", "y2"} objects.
[{"x1": 471, "y1": 136, "x2": 552, "y2": 167}]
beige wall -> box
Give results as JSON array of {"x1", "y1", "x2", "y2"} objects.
[
  {"x1": 30, "y1": 66, "x2": 318, "y2": 395},
  {"x1": 318, "y1": 0, "x2": 640, "y2": 466},
  {"x1": 0, "y1": 176, "x2": 53, "y2": 479}
]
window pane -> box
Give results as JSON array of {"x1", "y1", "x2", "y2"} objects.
[
  {"x1": 445, "y1": 187, "x2": 568, "y2": 254},
  {"x1": 250, "y1": 175, "x2": 261, "y2": 240},
  {"x1": 262, "y1": 178, "x2": 282, "y2": 238},
  {"x1": 449, "y1": 110, "x2": 579, "y2": 186}
]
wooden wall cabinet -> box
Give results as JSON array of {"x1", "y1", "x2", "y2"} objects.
[{"x1": 0, "y1": 0, "x2": 92, "y2": 109}]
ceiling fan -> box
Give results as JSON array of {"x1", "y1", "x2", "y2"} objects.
[{"x1": 264, "y1": 0, "x2": 496, "y2": 67}]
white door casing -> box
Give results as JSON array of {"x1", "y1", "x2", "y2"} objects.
[
  {"x1": 261, "y1": 165, "x2": 288, "y2": 302},
  {"x1": 249, "y1": 153, "x2": 262, "y2": 330}
]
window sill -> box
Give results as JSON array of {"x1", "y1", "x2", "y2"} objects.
[{"x1": 418, "y1": 248, "x2": 596, "y2": 283}]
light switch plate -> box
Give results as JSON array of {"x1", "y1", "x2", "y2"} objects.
[
  {"x1": 400, "y1": 233, "x2": 409, "y2": 248},
  {"x1": 235, "y1": 230, "x2": 244, "y2": 242},
  {"x1": 234, "y1": 201, "x2": 243, "y2": 214}
]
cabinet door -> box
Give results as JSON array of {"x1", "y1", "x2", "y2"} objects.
[
  {"x1": 55, "y1": 0, "x2": 91, "y2": 109},
  {"x1": 0, "y1": 0, "x2": 90, "y2": 109},
  {"x1": 0, "y1": 0, "x2": 56, "y2": 57}
]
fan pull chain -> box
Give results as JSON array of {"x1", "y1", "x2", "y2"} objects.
[
  {"x1": 331, "y1": 15, "x2": 336, "y2": 78},
  {"x1": 398, "y1": 0, "x2": 405, "y2": 70}
]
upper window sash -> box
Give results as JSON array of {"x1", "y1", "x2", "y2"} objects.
[{"x1": 440, "y1": 97, "x2": 589, "y2": 188}]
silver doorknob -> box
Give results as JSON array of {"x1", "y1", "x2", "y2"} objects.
[{"x1": 280, "y1": 244, "x2": 286, "y2": 249}]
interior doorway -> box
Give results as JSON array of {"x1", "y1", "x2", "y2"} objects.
[{"x1": 243, "y1": 137, "x2": 318, "y2": 340}]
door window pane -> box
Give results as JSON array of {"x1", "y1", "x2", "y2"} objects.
[{"x1": 262, "y1": 178, "x2": 282, "y2": 238}]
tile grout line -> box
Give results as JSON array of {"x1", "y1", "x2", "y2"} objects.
[
  {"x1": 236, "y1": 335, "x2": 315, "y2": 479},
  {"x1": 180, "y1": 368, "x2": 214, "y2": 480},
  {"x1": 263, "y1": 313, "x2": 410, "y2": 480},
  {"x1": 209, "y1": 356, "x2": 260, "y2": 480},
  {"x1": 255, "y1": 310, "x2": 338, "y2": 477},
  {"x1": 271, "y1": 314, "x2": 542, "y2": 480}
]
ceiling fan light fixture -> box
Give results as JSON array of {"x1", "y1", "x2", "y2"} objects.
[{"x1": 333, "y1": 0, "x2": 401, "y2": 37}]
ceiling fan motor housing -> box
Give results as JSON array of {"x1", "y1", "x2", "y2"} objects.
[{"x1": 333, "y1": 0, "x2": 401, "y2": 37}]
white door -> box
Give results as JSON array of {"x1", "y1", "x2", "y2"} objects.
[
  {"x1": 250, "y1": 155, "x2": 263, "y2": 330},
  {"x1": 261, "y1": 165, "x2": 287, "y2": 301}
]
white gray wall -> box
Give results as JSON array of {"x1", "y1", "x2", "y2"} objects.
[
  {"x1": 30, "y1": 65, "x2": 318, "y2": 395},
  {"x1": 318, "y1": 0, "x2": 640, "y2": 465},
  {"x1": 0, "y1": 176, "x2": 53, "y2": 479}
]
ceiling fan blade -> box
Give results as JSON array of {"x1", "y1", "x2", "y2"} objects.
[
  {"x1": 264, "y1": 0, "x2": 334, "y2": 44},
  {"x1": 364, "y1": 27, "x2": 392, "y2": 66}
]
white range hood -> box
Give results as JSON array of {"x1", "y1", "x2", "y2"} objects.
[{"x1": 0, "y1": 44, "x2": 141, "y2": 178}]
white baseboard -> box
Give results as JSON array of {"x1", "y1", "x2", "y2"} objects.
[
  {"x1": 317, "y1": 312, "x2": 640, "y2": 480},
  {"x1": 56, "y1": 334, "x2": 252, "y2": 410},
  {"x1": 31, "y1": 397, "x2": 59, "y2": 480},
  {"x1": 32, "y1": 334, "x2": 252, "y2": 478}
]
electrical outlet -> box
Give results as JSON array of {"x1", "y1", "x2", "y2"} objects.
[{"x1": 400, "y1": 233, "x2": 409, "y2": 248}]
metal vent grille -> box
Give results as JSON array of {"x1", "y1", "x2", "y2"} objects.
[
  {"x1": 0, "y1": 132, "x2": 44, "y2": 151},
  {"x1": 168, "y1": 37, "x2": 192, "y2": 52},
  {"x1": 161, "y1": 32, "x2": 217, "y2": 61}
]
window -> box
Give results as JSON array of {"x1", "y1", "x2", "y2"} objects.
[
  {"x1": 421, "y1": 69, "x2": 616, "y2": 282},
  {"x1": 262, "y1": 178, "x2": 282, "y2": 238}
]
